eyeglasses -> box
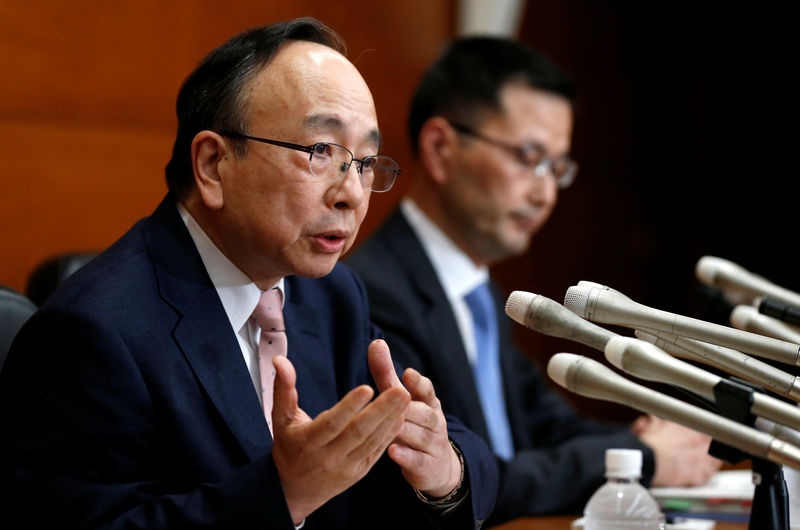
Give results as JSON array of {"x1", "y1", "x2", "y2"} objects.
[
  {"x1": 449, "y1": 122, "x2": 578, "y2": 189},
  {"x1": 219, "y1": 132, "x2": 401, "y2": 193}
]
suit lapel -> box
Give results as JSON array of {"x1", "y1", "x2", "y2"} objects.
[
  {"x1": 143, "y1": 198, "x2": 271, "y2": 461},
  {"x1": 282, "y1": 278, "x2": 340, "y2": 420},
  {"x1": 379, "y1": 210, "x2": 490, "y2": 440}
]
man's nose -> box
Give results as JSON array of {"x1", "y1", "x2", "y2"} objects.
[{"x1": 329, "y1": 162, "x2": 367, "y2": 210}]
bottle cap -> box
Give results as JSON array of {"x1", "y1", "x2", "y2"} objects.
[{"x1": 605, "y1": 448, "x2": 642, "y2": 478}]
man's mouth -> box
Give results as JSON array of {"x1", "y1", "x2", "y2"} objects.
[
  {"x1": 510, "y1": 209, "x2": 541, "y2": 230},
  {"x1": 319, "y1": 229, "x2": 347, "y2": 240},
  {"x1": 313, "y1": 231, "x2": 348, "y2": 252}
]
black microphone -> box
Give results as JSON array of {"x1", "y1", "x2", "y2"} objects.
[{"x1": 758, "y1": 297, "x2": 800, "y2": 328}]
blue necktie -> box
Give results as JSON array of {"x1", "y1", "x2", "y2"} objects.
[{"x1": 464, "y1": 282, "x2": 514, "y2": 461}]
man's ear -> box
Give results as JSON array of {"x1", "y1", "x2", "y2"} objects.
[
  {"x1": 191, "y1": 130, "x2": 230, "y2": 210},
  {"x1": 418, "y1": 116, "x2": 458, "y2": 186}
]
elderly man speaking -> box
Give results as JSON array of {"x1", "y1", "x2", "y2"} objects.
[{"x1": 0, "y1": 18, "x2": 497, "y2": 529}]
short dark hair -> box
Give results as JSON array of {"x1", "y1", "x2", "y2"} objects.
[
  {"x1": 164, "y1": 17, "x2": 346, "y2": 198},
  {"x1": 407, "y1": 37, "x2": 574, "y2": 154}
]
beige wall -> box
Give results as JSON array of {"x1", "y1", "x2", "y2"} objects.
[{"x1": 0, "y1": 1, "x2": 454, "y2": 292}]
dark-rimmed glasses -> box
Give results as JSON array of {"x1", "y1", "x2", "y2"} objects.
[
  {"x1": 219, "y1": 131, "x2": 401, "y2": 193},
  {"x1": 449, "y1": 122, "x2": 577, "y2": 189}
]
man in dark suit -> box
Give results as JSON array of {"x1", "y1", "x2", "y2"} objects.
[
  {"x1": 347, "y1": 36, "x2": 720, "y2": 525},
  {"x1": 0, "y1": 19, "x2": 497, "y2": 529}
]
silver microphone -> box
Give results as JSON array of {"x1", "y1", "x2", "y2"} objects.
[
  {"x1": 696, "y1": 256, "x2": 800, "y2": 308},
  {"x1": 756, "y1": 417, "x2": 800, "y2": 448},
  {"x1": 604, "y1": 336, "x2": 800, "y2": 431},
  {"x1": 547, "y1": 353, "x2": 800, "y2": 470},
  {"x1": 505, "y1": 291, "x2": 616, "y2": 352},
  {"x1": 731, "y1": 305, "x2": 800, "y2": 344},
  {"x1": 506, "y1": 290, "x2": 800, "y2": 432},
  {"x1": 564, "y1": 283, "x2": 800, "y2": 367},
  {"x1": 634, "y1": 329, "x2": 800, "y2": 402}
]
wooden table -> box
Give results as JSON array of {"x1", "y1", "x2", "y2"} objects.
[{"x1": 492, "y1": 515, "x2": 748, "y2": 529}]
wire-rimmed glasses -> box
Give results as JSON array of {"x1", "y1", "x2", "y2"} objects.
[
  {"x1": 219, "y1": 131, "x2": 401, "y2": 193},
  {"x1": 449, "y1": 122, "x2": 577, "y2": 189}
]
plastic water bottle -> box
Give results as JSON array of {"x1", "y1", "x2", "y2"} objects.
[{"x1": 583, "y1": 448, "x2": 666, "y2": 529}]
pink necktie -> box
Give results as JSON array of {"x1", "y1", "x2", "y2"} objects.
[{"x1": 252, "y1": 288, "x2": 287, "y2": 435}]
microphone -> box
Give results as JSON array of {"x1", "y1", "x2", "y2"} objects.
[
  {"x1": 696, "y1": 256, "x2": 800, "y2": 308},
  {"x1": 756, "y1": 417, "x2": 800, "y2": 448},
  {"x1": 564, "y1": 283, "x2": 800, "y2": 367},
  {"x1": 604, "y1": 336, "x2": 800, "y2": 434},
  {"x1": 546, "y1": 353, "x2": 800, "y2": 469},
  {"x1": 731, "y1": 305, "x2": 800, "y2": 344},
  {"x1": 576, "y1": 280, "x2": 631, "y2": 299},
  {"x1": 505, "y1": 290, "x2": 800, "y2": 433},
  {"x1": 634, "y1": 329, "x2": 800, "y2": 401},
  {"x1": 505, "y1": 291, "x2": 616, "y2": 352},
  {"x1": 758, "y1": 297, "x2": 800, "y2": 328}
]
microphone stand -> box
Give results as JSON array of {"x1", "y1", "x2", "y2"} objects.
[{"x1": 709, "y1": 378, "x2": 790, "y2": 530}]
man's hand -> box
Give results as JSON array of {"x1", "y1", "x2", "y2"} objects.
[
  {"x1": 634, "y1": 415, "x2": 722, "y2": 487},
  {"x1": 271, "y1": 354, "x2": 411, "y2": 523},
  {"x1": 368, "y1": 339, "x2": 462, "y2": 498}
]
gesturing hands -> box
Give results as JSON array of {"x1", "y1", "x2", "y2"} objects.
[
  {"x1": 270, "y1": 339, "x2": 462, "y2": 524},
  {"x1": 271, "y1": 351, "x2": 409, "y2": 523},
  {"x1": 367, "y1": 339, "x2": 462, "y2": 498}
]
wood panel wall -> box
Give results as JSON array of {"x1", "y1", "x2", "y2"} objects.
[
  {"x1": 0, "y1": 1, "x2": 454, "y2": 293},
  {"x1": 14, "y1": 2, "x2": 792, "y2": 428}
]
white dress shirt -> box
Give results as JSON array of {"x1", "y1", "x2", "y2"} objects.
[
  {"x1": 178, "y1": 203, "x2": 285, "y2": 404},
  {"x1": 400, "y1": 199, "x2": 489, "y2": 365},
  {"x1": 178, "y1": 204, "x2": 305, "y2": 528}
]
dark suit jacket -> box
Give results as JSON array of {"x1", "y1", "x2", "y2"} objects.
[
  {"x1": 347, "y1": 208, "x2": 654, "y2": 525},
  {"x1": 0, "y1": 197, "x2": 497, "y2": 529}
]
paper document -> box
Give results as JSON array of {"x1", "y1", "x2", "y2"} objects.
[{"x1": 650, "y1": 470, "x2": 753, "y2": 519}]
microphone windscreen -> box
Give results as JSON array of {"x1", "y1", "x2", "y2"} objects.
[
  {"x1": 505, "y1": 291, "x2": 534, "y2": 326},
  {"x1": 546, "y1": 352, "x2": 579, "y2": 389},
  {"x1": 564, "y1": 285, "x2": 590, "y2": 315}
]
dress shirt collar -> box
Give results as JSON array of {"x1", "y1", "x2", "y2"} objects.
[
  {"x1": 177, "y1": 202, "x2": 284, "y2": 334},
  {"x1": 400, "y1": 198, "x2": 489, "y2": 301}
]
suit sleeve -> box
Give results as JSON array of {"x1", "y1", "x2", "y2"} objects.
[
  {"x1": 347, "y1": 266, "x2": 499, "y2": 529},
  {"x1": 0, "y1": 306, "x2": 295, "y2": 529}
]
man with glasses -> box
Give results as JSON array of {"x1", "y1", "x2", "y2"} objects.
[
  {"x1": 0, "y1": 19, "x2": 497, "y2": 529},
  {"x1": 348, "y1": 36, "x2": 719, "y2": 525}
]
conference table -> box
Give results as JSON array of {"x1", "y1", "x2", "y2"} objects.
[
  {"x1": 494, "y1": 516, "x2": 748, "y2": 529},
  {"x1": 493, "y1": 460, "x2": 757, "y2": 529}
]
